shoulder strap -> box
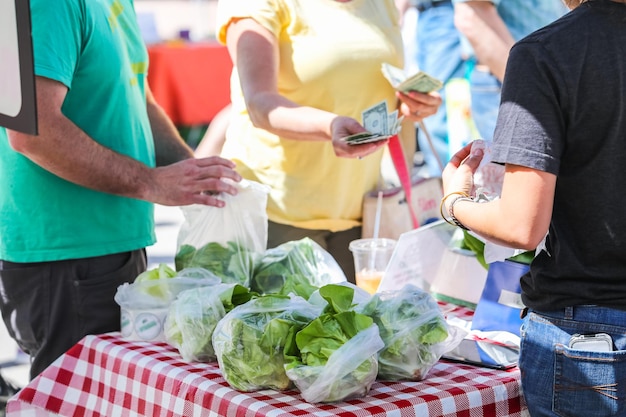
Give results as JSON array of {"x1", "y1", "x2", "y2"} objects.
[{"x1": 388, "y1": 134, "x2": 419, "y2": 229}]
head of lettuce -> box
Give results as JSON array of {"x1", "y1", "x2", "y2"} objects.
[
  {"x1": 284, "y1": 284, "x2": 384, "y2": 403},
  {"x1": 212, "y1": 294, "x2": 322, "y2": 392}
]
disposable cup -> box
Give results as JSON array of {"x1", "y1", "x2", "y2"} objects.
[{"x1": 349, "y1": 238, "x2": 396, "y2": 294}]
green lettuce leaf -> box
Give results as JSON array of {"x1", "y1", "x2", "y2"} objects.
[
  {"x1": 164, "y1": 284, "x2": 252, "y2": 362},
  {"x1": 174, "y1": 241, "x2": 255, "y2": 286},
  {"x1": 212, "y1": 295, "x2": 320, "y2": 392},
  {"x1": 359, "y1": 285, "x2": 448, "y2": 380}
]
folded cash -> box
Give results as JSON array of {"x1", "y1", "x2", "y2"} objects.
[
  {"x1": 381, "y1": 63, "x2": 443, "y2": 94},
  {"x1": 342, "y1": 132, "x2": 390, "y2": 146}
]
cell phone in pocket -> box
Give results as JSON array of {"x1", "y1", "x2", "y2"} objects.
[{"x1": 568, "y1": 333, "x2": 613, "y2": 352}]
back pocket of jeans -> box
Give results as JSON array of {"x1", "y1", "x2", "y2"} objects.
[{"x1": 554, "y1": 345, "x2": 626, "y2": 417}]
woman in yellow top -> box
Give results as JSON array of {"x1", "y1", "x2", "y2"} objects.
[{"x1": 216, "y1": 0, "x2": 441, "y2": 280}]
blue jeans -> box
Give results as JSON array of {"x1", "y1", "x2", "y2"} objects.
[
  {"x1": 414, "y1": 3, "x2": 467, "y2": 176},
  {"x1": 520, "y1": 306, "x2": 626, "y2": 416},
  {"x1": 468, "y1": 66, "x2": 501, "y2": 142}
]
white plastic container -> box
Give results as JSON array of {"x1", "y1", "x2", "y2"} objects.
[
  {"x1": 121, "y1": 308, "x2": 169, "y2": 342},
  {"x1": 430, "y1": 247, "x2": 488, "y2": 308}
]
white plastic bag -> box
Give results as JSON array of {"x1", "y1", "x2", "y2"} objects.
[
  {"x1": 175, "y1": 179, "x2": 270, "y2": 287},
  {"x1": 114, "y1": 269, "x2": 220, "y2": 342}
]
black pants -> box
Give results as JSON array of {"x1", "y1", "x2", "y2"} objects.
[{"x1": 0, "y1": 250, "x2": 146, "y2": 380}]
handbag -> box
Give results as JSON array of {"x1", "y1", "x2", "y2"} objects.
[{"x1": 362, "y1": 134, "x2": 443, "y2": 240}]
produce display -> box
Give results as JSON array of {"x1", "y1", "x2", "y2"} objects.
[{"x1": 123, "y1": 238, "x2": 454, "y2": 404}]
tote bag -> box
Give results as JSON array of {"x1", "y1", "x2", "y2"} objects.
[{"x1": 361, "y1": 135, "x2": 443, "y2": 240}]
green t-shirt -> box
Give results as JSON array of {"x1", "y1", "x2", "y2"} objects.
[{"x1": 0, "y1": 0, "x2": 156, "y2": 262}]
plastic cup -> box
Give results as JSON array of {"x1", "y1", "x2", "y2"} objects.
[{"x1": 349, "y1": 238, "x2": 396, "y2": 295}]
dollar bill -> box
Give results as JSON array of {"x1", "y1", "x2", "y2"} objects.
[
  {"x1": 381, "y1": 63, "x2": 443, "y2": 94},
  {"x1": 362, "y1": 100, "x2": 388, "y2": 135},
  {"x1": 342, "y1": 132, "x2": 389, "y2": 146}
]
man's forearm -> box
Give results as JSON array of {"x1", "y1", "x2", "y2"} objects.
[
  {"x1": 146, "y1": 99, "x2": 194, "y2": 166},
  {"x1": 145, "y1": 84, "x2": 194, "y2": 166},
  {"x1": 8, "y1": 115, "x2": 156, "y2": 201}
]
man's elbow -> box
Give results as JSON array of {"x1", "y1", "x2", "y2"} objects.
[{"x1": 6, "y1": 131, "x2": 33, "y2": 154}]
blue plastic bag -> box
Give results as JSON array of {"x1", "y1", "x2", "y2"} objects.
[{"x1": 471, "y1": 260, "x2": 530, "y2": 336}]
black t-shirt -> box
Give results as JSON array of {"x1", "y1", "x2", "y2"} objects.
[{"x1": 491, "y1": 1, "x2": 626, "y2": 311}]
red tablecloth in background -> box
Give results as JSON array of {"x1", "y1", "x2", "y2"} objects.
[
  {"x1": 6, "y1": 303, "x2": 527, "y2": 417},
  {"x1": 147, "y1": 42, "x2": 232, "y2": 126}
]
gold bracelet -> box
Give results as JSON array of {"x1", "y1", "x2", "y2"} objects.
[{"x1": 439, "y1": 191, "x2": 470, "y2": 229}]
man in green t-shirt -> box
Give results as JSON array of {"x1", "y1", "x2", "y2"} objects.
[{"x1": 0, "y1": 0, "x2": 241, "y2": 380}]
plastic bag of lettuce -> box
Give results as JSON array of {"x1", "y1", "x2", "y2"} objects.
[
  {"x1": 284, "y1": 284, "x2": 384, "y2": 403},
  {"x1": 357, "y1": 284, "x2": 457, "y2": 381},
  {"x1": 164, "y1": 283, "x2": 253, "y2": 363},
  {"x1": 251, "y1": 237, "x2": 347, "y2": 299},
  {"x1": 114, "y1": 265, "x2": 221, "y2": 342},
  {"x1": 175, "y1": 179, "x2": 270, "y2": 287},
  {"x1": 212, "y1": 294, "x2": 322, "y2": 392}
]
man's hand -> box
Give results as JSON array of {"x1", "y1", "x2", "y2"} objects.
[{"x1": 147, "y1": 156, "x2": 242, "y2": 207}]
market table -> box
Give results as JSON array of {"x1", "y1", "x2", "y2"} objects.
[
  {"x1": 6, "y1": 304, "x2": 527, "y2": 417},
  {"x1": 147, "y1": 41, "x2": 232, "y2": 126}
]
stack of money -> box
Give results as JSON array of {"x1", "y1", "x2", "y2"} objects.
[
  {"x1": 343, "y1": 100, "x2": 402, "y2": 146},
  {"x1": 343, "y1": 65, "x2": 441, "y2": 146},
  {"x1": 381, "y1": 63, "x2": 443, "y2": 94}
]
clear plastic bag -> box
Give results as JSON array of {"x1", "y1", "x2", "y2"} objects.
[
  {"x1": 212, "y1": 294, "x2": 322, "y2": 392},
  {"x1": 284, "y1": 284, "x2": 384, "y2": 403},
  {"x1": 251, "y1": 237, "x2": 347, "y2": 299},
  {"x1": 175, "y1": 179, "x2": 270, "y2": 287},
  {"x1": 114, "y1": 270, "x2": 220, "y2": 341},
  {"x1": 285, "y1": 324, "x2": 384, "y2": 403},
  {"x1": 164, "y1": 283, "x2": 251, "y2": 363},
  {"x1": 358, "y1": 284, "x2": 462, "y2": 381}
]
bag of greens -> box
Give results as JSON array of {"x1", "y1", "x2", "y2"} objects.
[
  {"x1": 251, "y1": 237, "x2": 346, "y2": 299},
  {"x1": 284, "y1": 284, "x2": 384, "y2": 403},
  {"x1": 212, "y1": 294, "x2": 322, "y2": 392},
  {"x1": 175, "y1": 179, "x2": 270, "y2": 287},
  {"x1": 164, "y1": 283, "x2": 253, "y2": 362},
  {"x1": 358, "y1": 284, "x2": 455, "y2": 381},
  {"x1": 114, "y1": 266, "x2": 220, "y2": 342}
]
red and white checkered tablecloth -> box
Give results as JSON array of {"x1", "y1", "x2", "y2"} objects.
[{"x1": 6, "y1": 303, "x2": 528, "y2": 417}]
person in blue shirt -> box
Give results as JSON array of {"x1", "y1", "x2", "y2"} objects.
[
  {"x1": 401, "y1": 0, "x2": 567, "y2": 178},
  {"x1": 453, "y1": 0, "x2": 568, "y2": 141}
]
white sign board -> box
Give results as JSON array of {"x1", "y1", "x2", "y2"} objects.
[
  {"x1": 0, "y1": 0, "x2": 37, "y2": 134},
  {"x1": 379, "y1": 220, "x2": 457, "y2": 292}
]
